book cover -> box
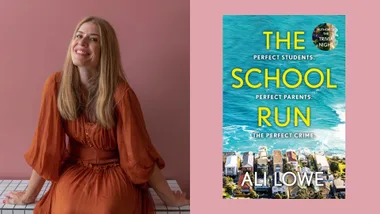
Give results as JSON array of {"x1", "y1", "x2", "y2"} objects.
[{"x1": 222, "y1": 15, "x2": 346, "y2": 199}]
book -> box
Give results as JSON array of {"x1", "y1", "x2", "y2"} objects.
[{"x1": 222, "y1": 15, "x2": 346, "y2": 199}]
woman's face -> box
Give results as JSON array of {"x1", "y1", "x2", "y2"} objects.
[{"x1": 71, "y1": 22, "x2": 101, "y2": 70}]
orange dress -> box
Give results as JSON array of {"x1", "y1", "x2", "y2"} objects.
[{"x1": 24, "y1": 72, "x2": 165, "y2": 214}]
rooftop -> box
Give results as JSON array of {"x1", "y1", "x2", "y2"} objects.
[
  {"x1": 315, "y1": 154, "x2": 329, "y2": 167},
  {"x1": 333, "y1": 179, "x2": 345, "y2": 189},
  {"x1": 225, "y1": 155, "x2": 238, "y2": 167},
  {"x1": 272, "y1": 150, "x2": 283, "y2": 164},
  {"x1": 242, "y1": 153, "x2": 254, "y2": 167},
  {"x1": 286, "y1": 151, "x2": 297, "y2": 162}
]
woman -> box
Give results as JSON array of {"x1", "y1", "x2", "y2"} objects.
[{"x1": 3, "y1": 16, "x2": 189, "y2": 213}]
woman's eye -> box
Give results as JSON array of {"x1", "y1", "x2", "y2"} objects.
[
  {"x1": 90, "y1": 38, "x2": 98, "y2": 42},
  {"x1": 76, "y1": 35, "x2": 82, "y2": 39}
]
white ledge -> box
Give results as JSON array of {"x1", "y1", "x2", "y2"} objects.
[{"x1": 0, "y1": 180, "x2": 190, "y2": 214}]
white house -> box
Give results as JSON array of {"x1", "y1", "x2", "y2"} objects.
[
  {"x1": 224, "y1": 155, "x2": 238, "y2": 176},
  {"x1": 315, "y1": 154, "x2": 330, "y2": 173},
  {"x1": 258, "y1": 146, "x2": 268, "y2": 158},
  {"x1": 241, "y1": 152, "x2": 254, "y2": 172}
]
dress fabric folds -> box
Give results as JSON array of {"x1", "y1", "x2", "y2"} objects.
[{"x1": 24, "y1": 72, "x2": 165, "y2": 214}]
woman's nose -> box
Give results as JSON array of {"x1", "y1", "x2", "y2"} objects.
[{"x1": 78, "y1": 38, "x2": 88, "y2": 46}]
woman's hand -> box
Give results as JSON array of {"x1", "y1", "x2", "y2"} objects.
[
  {"x1": 148, "y1": 164, "x2": 190, "y2": 207},
  {"x1": 165, "y1": 190, "x2": 190, "y2": 207},
  {"x1": 3, "y1": 191, "x2": 36, "y2": 205}
]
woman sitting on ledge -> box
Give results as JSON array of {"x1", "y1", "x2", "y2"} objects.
[{"x1": 3, "y1": 16, "x2": 189, "y2": 214}]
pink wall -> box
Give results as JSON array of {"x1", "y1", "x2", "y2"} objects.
[{"x1": 0, "y1": 0, "x2": 190, "y2": 196}]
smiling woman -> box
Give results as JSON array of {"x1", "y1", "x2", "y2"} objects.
[
  {"x1": 3, "y1": 16, "x2": 189, "y2": 214},
  {"x1": 71, "y1": 23, "x2": 101, "y2": 69}
]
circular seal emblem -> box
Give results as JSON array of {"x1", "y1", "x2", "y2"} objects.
[{"x1": 312, "y1": 23, "x2": 338, "y2": 51}]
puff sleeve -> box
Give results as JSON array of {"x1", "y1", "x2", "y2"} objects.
[
  {"x1": 24, "y1": 72, "x2": 66, "y2": 182},
  {"x1": 116, "y1": 85, "x2": 165, "y2": 186}
]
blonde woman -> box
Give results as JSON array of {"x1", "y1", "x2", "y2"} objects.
[{"x1": 3, "y1": 16, "x2": 189, "y2": 213}]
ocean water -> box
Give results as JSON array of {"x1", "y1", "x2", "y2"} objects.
[{"x1": 223, "y1": 15, "x2": 346, "y2": 156}]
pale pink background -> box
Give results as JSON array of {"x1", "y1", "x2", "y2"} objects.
[
  {"x1": 190, "y1": 0, "x2": 378, "y2": 213},
  {"x1": 0, "y1": 1, "x2": 189, "y2": 196}
]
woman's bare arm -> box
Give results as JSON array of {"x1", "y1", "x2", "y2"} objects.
[
  {"x1": 148, "y1": 164, "x2": 189, "y2": 207},
  {"x1": 23, "y1": 170, "x2": 46, "y2": 203}
]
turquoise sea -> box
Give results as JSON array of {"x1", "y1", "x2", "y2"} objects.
[{"x1": 223, "y1": 15, "x2": 346, "y2": 156}]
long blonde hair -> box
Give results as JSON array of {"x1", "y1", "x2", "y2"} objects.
[{"x1": 57, "y1": 16, "x2": 126, "y2": 129}]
